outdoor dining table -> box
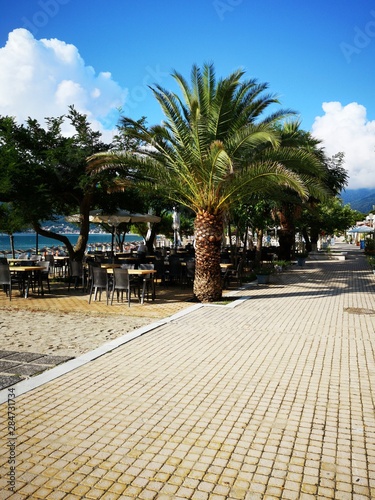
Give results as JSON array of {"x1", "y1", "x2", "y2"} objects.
[
  {"x1": 106, "y1": 267, "x2": 157, "y2": 304},
  {"x1": 9, "y1": 265, "x2": 45, "y2": 298}
]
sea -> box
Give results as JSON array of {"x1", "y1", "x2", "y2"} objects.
[{"x1": 0, "y1": 232, "x2": 143, "y2": 255}]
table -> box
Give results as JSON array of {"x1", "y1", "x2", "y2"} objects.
[
  {"x1": 9, "y1": 266, "x2": 45, "y2": 298},
  {"x1": 107, "y1": 268, "x2": 157, "y2": 304},
  {"x1": 100, "y1": 263, "x2": 122, "y2": 269}
]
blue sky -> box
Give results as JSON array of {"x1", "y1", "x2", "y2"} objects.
[{"x1": 1, "y1": 0, "x2": 375, "y2": 189}]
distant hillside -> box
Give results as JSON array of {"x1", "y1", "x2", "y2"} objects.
[{"x1": 341, "y1": 189, "x2": 375, "y2": 213}]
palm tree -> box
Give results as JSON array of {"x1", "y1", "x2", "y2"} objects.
[
  {"x1": 90, "y1": 64, "x2": 316, "y2": 302},
  {"x1": 267, "y1": 122, "x2": 333, "y2": 259}
]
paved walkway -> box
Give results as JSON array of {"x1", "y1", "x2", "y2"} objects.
[{"x1": 0, "y1": 244, "x2": 374, "y2": 499}]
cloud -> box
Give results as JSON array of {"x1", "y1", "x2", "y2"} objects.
[
  {"x1": 0, "y1": 29, "x2": 128, "y2": 140},
  {"x1": 312, "y1": 102, "x2": 375, "y2": 190}
]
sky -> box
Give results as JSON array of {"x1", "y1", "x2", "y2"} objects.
[{"x1": 1, "y1": 0, "x2": 375, "y2": 190}]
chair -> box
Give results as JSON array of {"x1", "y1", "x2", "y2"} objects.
[
  {"x1": 54, "y1": 257, "x2": 68, "y2": 277},
  {"x1": 223, "y1": 259, "x2": 244, "y2": 288},
  {"x1": 68, "y1": 260, "x2": 84, "y2": 291},
  {"x1": 44, "y1": 255, "x2": 55, "y2": 275},
  {"x1": 139, "y1": 263, "x2": 155, "y2": 302},
  {"x1": 0, "y1": 264, "x2": 15, "y2": 300},
  {"x1": 85, "y1": 261, "x2": 100, "y2": 293},
  {"x1": 38, "y1": 261, "x2": 51, "y2": 293},
  {"x1": 153, "y1": 259, "x2": 166, "y2": 284},
  {"x1": 88, "y1": 266, "x2": 110, "y2": 304},
  {"x1": 166, "y1": 257, "x2": 183, "y2": 284},
  {"x1": 185, "y1": 259, "x2": 195, "y2": 285},
  {"x1": 110, "y1": 268, "x2": 132, "y2": 306}
]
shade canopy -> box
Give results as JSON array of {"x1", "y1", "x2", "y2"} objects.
[
  {"x1": 67, "y1": 210, "x2": 161, "y2": 225},
  {"x1": 347, "y1": 226, "x2": 374, "y2": 234}
]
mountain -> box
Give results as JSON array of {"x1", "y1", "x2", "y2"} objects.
[{"x1": 341, "y1": 189, "x2": 375, "y2": 213}]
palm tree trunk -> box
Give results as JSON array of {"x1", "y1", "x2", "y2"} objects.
[{"x1": 194, "y1": 211, "x2": 223, "y2": 302}]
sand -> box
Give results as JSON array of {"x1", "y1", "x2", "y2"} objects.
[{"x1": 0, "y1": 310, "x2": 151, "y2": 357}]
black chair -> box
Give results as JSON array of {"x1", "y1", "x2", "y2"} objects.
[
  {"x1": 38, "y1": 261, "x2": 51, "y2": 293},
  {"x1": 85, "y1": 261, "x2": 101, "y2": 293},
  {"x1": 68, "y1": 260, "x2": 84, "y2": 291},
  {"x1": 223, "y1": 259, "x2": 244, "y2": 288},
  {"x1": 44, "y1": 255, "x2": 55, "y2": 276},
  {"x1": 166, "y1": 257, "x2": 183, "y2": 284},
  {"x1": 153, "y1": 259, "x2": 166, "y2": 284},
  {"x1": 88, "y1": 266, "x2": 110, "y2": 304},
  {"x1": 185, "y1": 259, "x2": 195, "y2": 285},
  {"x1": 0, "y1": 264, "x2": 16, "y2": 300},
  {"x1": 139, "y1": 263, "x2": 155, "y2": 302},
  {"x1": 110, "y1": 268, "x2": 133, "y2": 306}
]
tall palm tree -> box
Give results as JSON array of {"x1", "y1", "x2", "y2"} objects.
[{"x1": 90, "y1": 64, "x2": 317, "y2": 302}]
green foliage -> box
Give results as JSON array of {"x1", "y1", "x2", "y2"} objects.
[{"x1": 365, "y1": 238, "x2": 375, "y2": 254}]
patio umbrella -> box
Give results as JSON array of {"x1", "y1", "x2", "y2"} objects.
[
  {"x1": 347, "y1": 226, "x2": 374, "y2": 234},
  {"x1": 67, "y1": 210, "x2": 161, "y2": 225},
  {"x1": 66, "y1": 210, "x2": 161, "y2": 256}
]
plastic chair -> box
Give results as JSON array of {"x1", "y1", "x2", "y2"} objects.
[
  {"x1": 166, "y1": 258, "x2": 182, "y2": 284},
  {"x1": 223, "y1": 259, "x2": 244, "y2": 288},
  {"x1": 68, "y1": 260, "x2": 84, "y2": 291},
  {"x1": 139, "y1": 263, "x2": 155, "y2": 302},
  {"x1": 153, "y1": 259, "x2": 166, "y2": 284},
  {"x1": 110, "y1": 268, "x2": 133, "y2": 306},
  {"x1": 0, "y1": 264, "x2": 15, "y2": 300},
  {"x1": 88, "y1": 266, "x2": 110, "y2": 304},
  {"x1": 38, "y1": 261, "x2": 51, "y2": 293},
  {"x1": 44, "y1": 255, "x2": 55, "y2": 276},
  {"x1": 185, "y1": 259, "x2": 195, "y2": 285}
]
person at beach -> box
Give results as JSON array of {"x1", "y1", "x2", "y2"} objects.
[{"x1": 137, "y1": 242, "x2": 148, "y2": 255}]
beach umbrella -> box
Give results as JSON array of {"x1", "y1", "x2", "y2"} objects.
[
  {"x1": 67, "y1": 210, "x2": 161, "y2": 225},
  {"x1": 66, "y1": 210, "x2": 161, "y2": 256}
]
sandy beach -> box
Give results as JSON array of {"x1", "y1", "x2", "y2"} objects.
[{"x1": 0, "y1": 309, "x2": 151, "y2": 357}]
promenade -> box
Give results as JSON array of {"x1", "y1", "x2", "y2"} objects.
[{"x1": 0, "y1": 243, "x2": 374, "y2": 499}]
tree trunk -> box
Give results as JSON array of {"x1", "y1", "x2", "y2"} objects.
[
  {"x1": 277, "y1": 229, "x2": 295, "y2": 260},
  {"x1": 194, "y1": 211, "x2": 223, "y2": 302},
  {"x1": 255, "y1": 228, "x2": 263, "y2": 265},
  {"x1": 10, "y1": 234, "x2": 15, "y2": 259}
]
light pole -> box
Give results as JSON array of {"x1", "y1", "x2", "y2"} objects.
[
  {"x1": 172, "y1": 207, "x2": 180, "y2": 252},
  {"x1": 108, "y1": 216, "x2": 120, "y2": 262}
]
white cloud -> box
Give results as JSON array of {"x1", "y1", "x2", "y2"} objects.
[
  {"x1": 312, "y1": 102, "x2": 375, "y2": 189},
  {"x1": 0, "y1": 29, "x2": 128, "y2": 140}
]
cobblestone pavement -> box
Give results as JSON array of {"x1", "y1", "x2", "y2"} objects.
[{"x1": 0, "y1": 244, "x2": 374, "y2": 499}]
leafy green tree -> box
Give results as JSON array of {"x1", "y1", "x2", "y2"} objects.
[
  {"x1": 0, "y1": 107, "x2": 140, "y2": 260},
  {"x1": 90, "y1": 63, "x2": 319, "y2": 302},
  {"x1": 301, "y1": 198, "x2": 361, "y2": 245},
  {"x1": 268, "y1": 122, "x2": 331, "y2": 259},
  {"x1": 0, "y1": 203, "x2": 30, "y2": 257},
  {"x1": 300, "y1": 152, "x2": 349, "y2": 251}
]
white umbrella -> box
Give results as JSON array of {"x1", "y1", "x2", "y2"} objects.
[
  {"x1": 88, "y1": 210, "x2": 161, "y2": 225},
  {"x1": 66, "y1": 210, "x2": 161, "y2": 256},
  {"x1": 67, "y1": 210, "x2": 161, "y2": 225},
  {"x1": 347, "y1": 226, "x2": 374, "y2": 234}
]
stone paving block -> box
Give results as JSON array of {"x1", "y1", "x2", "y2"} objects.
[{"x1": 0, "y1": 244, "x2": 374, "y2": 498}]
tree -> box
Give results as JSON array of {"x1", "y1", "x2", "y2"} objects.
[
  {"x1": 90, "y1": 63, "x2": 315, "y2": 302},
  {"x1": 0, "y1": 107, "x2": 138, "y2": 260},
  {"x1": 301, "y1": 152, "x2": 349, "y2": 251},
  {"x1": 268, "y1": 122, "x2": 331, "y2": 259},
  {"x1": 0, "y1": 203, "x2": 30, "y2": 258}
]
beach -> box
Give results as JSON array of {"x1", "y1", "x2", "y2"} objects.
[{"x1": 0, "y1": 309, "x2": 151, "y2": 357}]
